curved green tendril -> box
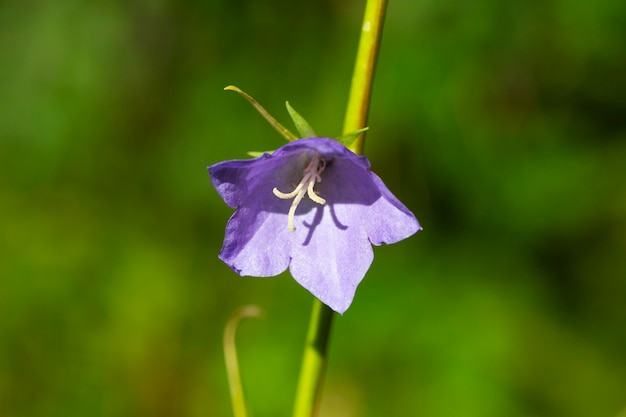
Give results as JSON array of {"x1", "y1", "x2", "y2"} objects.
[{"x1": 223, "y1": 305, "x2": 264, "y2": 417}]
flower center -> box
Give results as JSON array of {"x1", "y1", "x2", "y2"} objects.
[{"x1": 273, "y1": 152, "x2": 327, "y2": 232}]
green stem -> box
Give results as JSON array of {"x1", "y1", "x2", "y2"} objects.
[
  {"x1": 292, "y1": 1, "x2": 388, "y2": 417},
  {"x1": 292, "y1": 300, "x2": 334, "y2": 417},
  {"x1": 343, "y1": 0, "x2": 388, "y2": 155}
]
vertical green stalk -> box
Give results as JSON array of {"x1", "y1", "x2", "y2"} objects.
[
  {"x1": 292, "y1": 300, "x2": 334, "y2": 417},
  {"x1": 344, "y1": 0, "x2": 388, "y2": 155},
  {"x1": 292, "y1": 1, "x2": 388, "y2": 417}
]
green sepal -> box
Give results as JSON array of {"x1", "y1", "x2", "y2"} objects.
[
  {"x1": 224, "y1": 85, "x2": 298, "y2": 141},
  {"x1": 286, "y1": 101, "x2": 317, "y2": 139},
  {"x1": 246, "y1": 150, "x2": 273, "y2": 157},
  {"x1": 336, "y1": 127, "x2": 369, "y2": 147}
]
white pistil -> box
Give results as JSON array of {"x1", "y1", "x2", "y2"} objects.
[{"x1": 273, "y1": 153, "x2": 327, "y2": 232}]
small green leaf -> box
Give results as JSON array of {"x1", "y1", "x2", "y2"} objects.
[
  {"x1": 336, "y1": 127, "x2": 369, "y2": 147},
  {"x1": 286, "y1": 101, "x2": 317, "y2": 139},
  {"x1": 224, "y1": 85, "x2": 298, "y2": 141}
]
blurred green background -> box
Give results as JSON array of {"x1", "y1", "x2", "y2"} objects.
[{"x1": 1, "y1": 0, "x2": 625, "y2": 416}]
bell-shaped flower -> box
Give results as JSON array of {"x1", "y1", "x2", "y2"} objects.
[{"x1": 208, "y1": 137, "x2": 421, "y2": 313}]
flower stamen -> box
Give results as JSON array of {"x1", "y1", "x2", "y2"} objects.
[{"x1": 273, "y1": 152, "x2": 326, "y2": 231}]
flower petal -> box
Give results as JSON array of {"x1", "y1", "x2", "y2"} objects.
[
  {"x1": 208, "y1": 154, "x2": 273, "y2": 208},
  {"x1": 364, "y1": 173, "x2": 422, "y2": 245},
  {"x1": 288, "y1": 203, "x2": 373, "y2": 314},
  {"x1": 219, "y1": 205, "x2": 293, "y2": 277},
  {"x1": 211, "y1": 153, "x2": 304, "y2": 276}
]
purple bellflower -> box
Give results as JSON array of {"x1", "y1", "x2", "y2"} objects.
[{"x1": 208, "y1": 137, "x2": 421, "y2": 314}]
